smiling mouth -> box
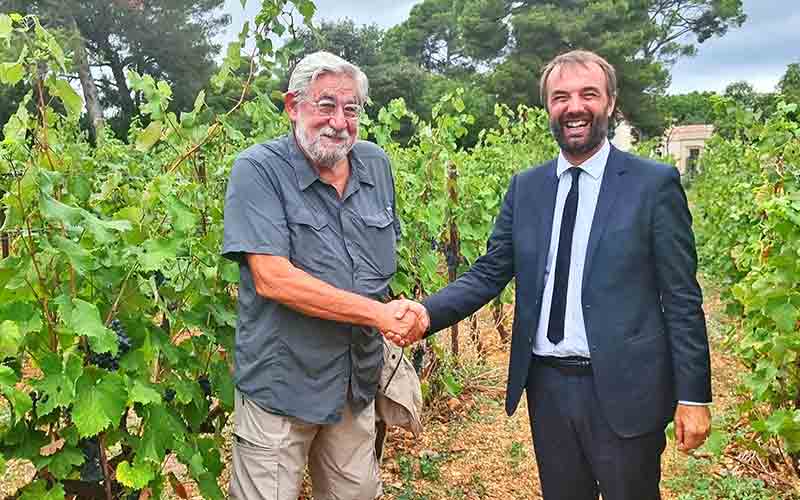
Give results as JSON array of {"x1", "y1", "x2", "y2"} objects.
[{"x1": 565, "y1": 120, "x2": 589, "y2": 129}]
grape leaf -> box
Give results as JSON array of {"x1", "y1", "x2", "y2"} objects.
[
  {"x1": 73, "y1": 372, "x2": 128, "y2": 437},
  {"x1": 0, "y1": 14, "x2": 12, "y2": 39},
  {"x1": 0, "y1": 62, "x2": 23, "y2": 85},
  {"x1": 136, "y1": 120, "x2": 163, "y2": 152},
  {"x1": 0, "y1": 321, "x2": 21, "y2": 358},
  {"x1": 19, "y1": 479, "x2": 66, "y2": 500},
  {"x1": 136, "y1": 405, "x2": 185, "y2": 465},
  {"x1": 46, "y1": 446, "x2": 84, "y2": 479},
  {"x1": 68, "y1": 299, "x2": 117, "y2": 355},
  {"x1": 33, "y1": 353, "x2": 83, "y2": 416},
  {"x1": 129, "y1": 380, "x2": 162, "y2": 406},
  {"x1": 117, "y1": 460, "x2": 155, "y2": 489},
  {"x1": 51, "y1": 236, "x2": 95, "y2": 275},
  {"x1": 52, "y1": 79, "x2": 83, "y2": 119}
]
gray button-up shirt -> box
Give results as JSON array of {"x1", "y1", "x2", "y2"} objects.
[{"x1": 222, "y1": 133, "x2": 400, "y2": 424}]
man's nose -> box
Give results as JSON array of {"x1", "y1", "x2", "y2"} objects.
[
  {"x1": 327, "y1": 107, "x2": 348, "y2": 129},
  {"x1": 565, "y1": 94, "x2": 584, "y2": 113}
]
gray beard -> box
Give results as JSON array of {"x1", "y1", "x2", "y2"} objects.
[
  {"x1": 550, "y1": 113, "x2": 609, "y2": 159},
  {"x1": 295, "y1": 122, "x2": 353, "y2": 168}
]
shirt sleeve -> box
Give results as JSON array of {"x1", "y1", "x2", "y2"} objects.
[{"x1": 221, "y1": 156, "x2": 290, "y2": 263}]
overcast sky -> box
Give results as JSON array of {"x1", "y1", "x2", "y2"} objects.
[{"x1": 220, "y1": 0, "x2": 799, "y2": 95}]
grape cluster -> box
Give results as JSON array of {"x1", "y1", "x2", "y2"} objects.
[
  {"x1": 88, "y1": 319, "x2": 132, "y2": 371},
  {"x1": 79, "y1": 437, "x2": 103, "y2": 482},
  {"x1": 198, "y1": 375, "x2": 212, "y2": 398},
  {"x1": 412, "y1": 345, "x2": 424, "y2": 374},
  {"x1": 164, "y1": 388, "x2": 176, "y2": 403}
]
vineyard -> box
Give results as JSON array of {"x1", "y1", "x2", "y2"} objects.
[{"x1": 0, "y1": 2, "x2": 799, "y2": 500}]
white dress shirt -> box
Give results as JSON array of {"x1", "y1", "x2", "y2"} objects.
[{"x1": 533, "y1": 140, "x2": 609, "y2": 358}]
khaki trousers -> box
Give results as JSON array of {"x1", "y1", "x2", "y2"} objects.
[{"x1": 229, "y1": 390, "x2": 381, "y2": 500}]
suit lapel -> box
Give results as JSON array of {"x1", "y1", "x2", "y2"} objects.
[
  {"x1": 582, "y1": 147, "x2": 628, "y2": 289},
  {"x1": 535, "y1": 160, "x2": 559, "y2": 290}
]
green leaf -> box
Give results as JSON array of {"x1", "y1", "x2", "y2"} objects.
[
  {"x1": 68, "y1": 299, "x2": 117, "y2": 355},
  {"x1": 51, "y1": 236, "x2": 94, "y2": 275},
  {"x1": 129, "y1": 380, "x2": 162, "y2": 406},
  {"x1": 3, "y1": 99, "x2": 30, "y2": 145},
  {"x1": 768, "y1": 302, "x2": 798, "y2": 332},
  {"x1": 2, "y1": 386, "x2": 32, "y2": 423},
  {"x1": 296, "y1": 0, "x2": 316, "y2": 21},
  {"x1": 53, "y1": 79, "x2": 82, "y2": 118},
  {"x1": 47, "y1": 446, "x2": 84, "y2": 479},
  {"x1": 139, "y1": 237, "x2": 179, "y2": 272},
  {"x1": 33, "y1": 353, "x2": 83, "y2": 417},
  {"x1": 40, "y1": 195, "x2": 84, "y2": 226},
  {"x1": 136, "y1": 120, "x2": 163, "y2": 152},
  {"x1": 136, "y1": 405, "x2": 185, "y2": 465},
  {"x1": 0, "y1": 321, "x2": 22, "y2": 358},
  {"x1": 19, "y1": 480, "x2": 66, "y2": 500},
  {"x1": 73, "y1": 372, "x2": 128, "y2": 437},
  {"x1": 0, "y1": 365, "x2": 16, "y2": 388},
  {"x1": 0, "y1": 62, "x2": 23, "y2": 85},
  {"x1": 166, "y1": 195, "x2": 198, "y2": 234},
  {"x1": 117, "y1": 460, "x2": 155, "y2": 489},
  {"x1": 701, "y1": 428, "x2": 729, "y2": 456},
  {"x1": 0, "y1": 14, "x2": 12, "y2": 39}
]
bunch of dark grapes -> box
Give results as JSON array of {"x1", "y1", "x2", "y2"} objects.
[
  {"x1": 79, "y1": 437, "x2": 103, "y2": 482},
  {"x1": 87, "y1": 319, "x2": 132, "y2": 371},
  {"x1": 198, "y1": 375, "x2": 212, "y2": 398},
  {"x1": 412, "y1": 345, "x2": 424, "y2": 374},
  {"x1": 164, "y1": 388, "x2": 176, "y2": 403}
]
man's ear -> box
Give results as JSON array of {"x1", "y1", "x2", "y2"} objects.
[
  {"x1": 607, "y1": 95, "x2": 617, "y2": 117},
  {"x1": 285, "y1": 91, "x2": 299, "y2": 121}
]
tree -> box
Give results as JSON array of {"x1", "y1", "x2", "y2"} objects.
[
  {"x1": 410, "y1": 0, "x2": 747, "y2": 136},
  {"x1": 0, "y1": 0, "x2": 229, "y2": 137},
  {"x1": 778, "y1": 62, "x2": 800, "y2": 102},
  {"x1": 724, "y1": 80, "x2": 757, "y2": 109},
  {"x1": 658, "y1": 91, "x2": 717, "y2": 126}
]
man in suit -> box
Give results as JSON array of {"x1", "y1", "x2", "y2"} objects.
[{"x1": 388, "y1": 50, "x2": 712, "y2": 499}]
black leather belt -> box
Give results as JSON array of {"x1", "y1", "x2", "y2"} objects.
[{"x1": 533, "y1": 355, "x2": 593, "y2": 376}]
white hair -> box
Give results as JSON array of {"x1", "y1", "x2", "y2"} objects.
[{"x1": 288, "y1": 51, "x2": 369, "y2": 105}]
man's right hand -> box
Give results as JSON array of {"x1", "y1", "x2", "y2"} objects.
[{"x1": 380, "y1": 300, "x2": 429, "y2": 347}]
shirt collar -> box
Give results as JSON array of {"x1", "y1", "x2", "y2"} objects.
[
  {"x1": 556, "y1": 139, "x2": 611, "y2": 180},
  {"x1": 287, "y1": 133, "x2": 374, "y2": 191}
]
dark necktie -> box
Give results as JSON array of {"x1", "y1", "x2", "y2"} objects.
[{"x1": 547, "y1": 167, "x2": 582, "y2": 345}]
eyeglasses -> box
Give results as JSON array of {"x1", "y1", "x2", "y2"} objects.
[{"x1": 305, "y1": 97, "x2": 363, "y2": 120}]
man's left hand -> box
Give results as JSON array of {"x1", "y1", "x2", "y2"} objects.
[{"x1": 674, "y1": 404, "x2": 711, "y2": 453}]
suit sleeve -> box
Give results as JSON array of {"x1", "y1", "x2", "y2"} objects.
[
  {"x1": 422, "y1": 174, "x2": 517, "y2": 334},
  {"x1": 651, "y1": 167, "x2": 712, "y2": 403}
]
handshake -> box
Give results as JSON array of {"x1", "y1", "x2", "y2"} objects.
[{"x1": 378, "y1": 299, "x2": 430, "y2": 347}]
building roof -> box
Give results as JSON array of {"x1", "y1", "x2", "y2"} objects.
[{"x1": 667, "y1": 124, "x2": 714, "y2": 141}]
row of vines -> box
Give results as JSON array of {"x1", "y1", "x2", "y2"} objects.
[
  {"x1": 0, "y1": 3, "x2": 556, "y2": 498},
  {"x1": 691, "y1": 98, "x2": 800, "y2": 476}
]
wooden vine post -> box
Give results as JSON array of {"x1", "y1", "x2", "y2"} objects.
[{"x1": 445, "y1": 159, "x2": 461, "y2": 357}]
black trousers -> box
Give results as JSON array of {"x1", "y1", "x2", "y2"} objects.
[{"x1": 526, "y1": 360, "x2": 666, "y2": 500}]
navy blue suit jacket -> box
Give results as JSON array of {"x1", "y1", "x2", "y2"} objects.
[{"x1": 422, "y1": 146, "x2": 712, "y2": 438}]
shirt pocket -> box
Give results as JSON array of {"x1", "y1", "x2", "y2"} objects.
[
  {"x1": 286, "y1": 210, "x2": 336, "y2": 277},
  {"x1": 359, "y1": 211, "x2": 397, "y2": 277}
]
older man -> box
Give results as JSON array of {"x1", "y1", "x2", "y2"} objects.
[
  {"x1": 392, "y1": 50, "x2": 712, "y2": 499},
  {"x1": 222, "y1": 51, "x2": 416, "y2": 500}
]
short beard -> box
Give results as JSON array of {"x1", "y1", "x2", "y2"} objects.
[
  {"x1": 550, "y1": 111, "x2": 609, "y2": 159},
  {"x1": 294, "y1": 121, "x2": 353, "y2": 169}
]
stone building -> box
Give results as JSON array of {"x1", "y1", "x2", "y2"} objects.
[{"x1": 664, "y1": 124, "x2": 714, "y2": 175}]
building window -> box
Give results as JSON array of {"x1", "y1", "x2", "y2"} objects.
[{"x1": 687, "y1": 147, "x2": 701, "y2": 175}]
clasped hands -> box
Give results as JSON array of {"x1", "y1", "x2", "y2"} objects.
[{"x1": 379, "y1": 299, "x2": 430, "y2": 347}]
